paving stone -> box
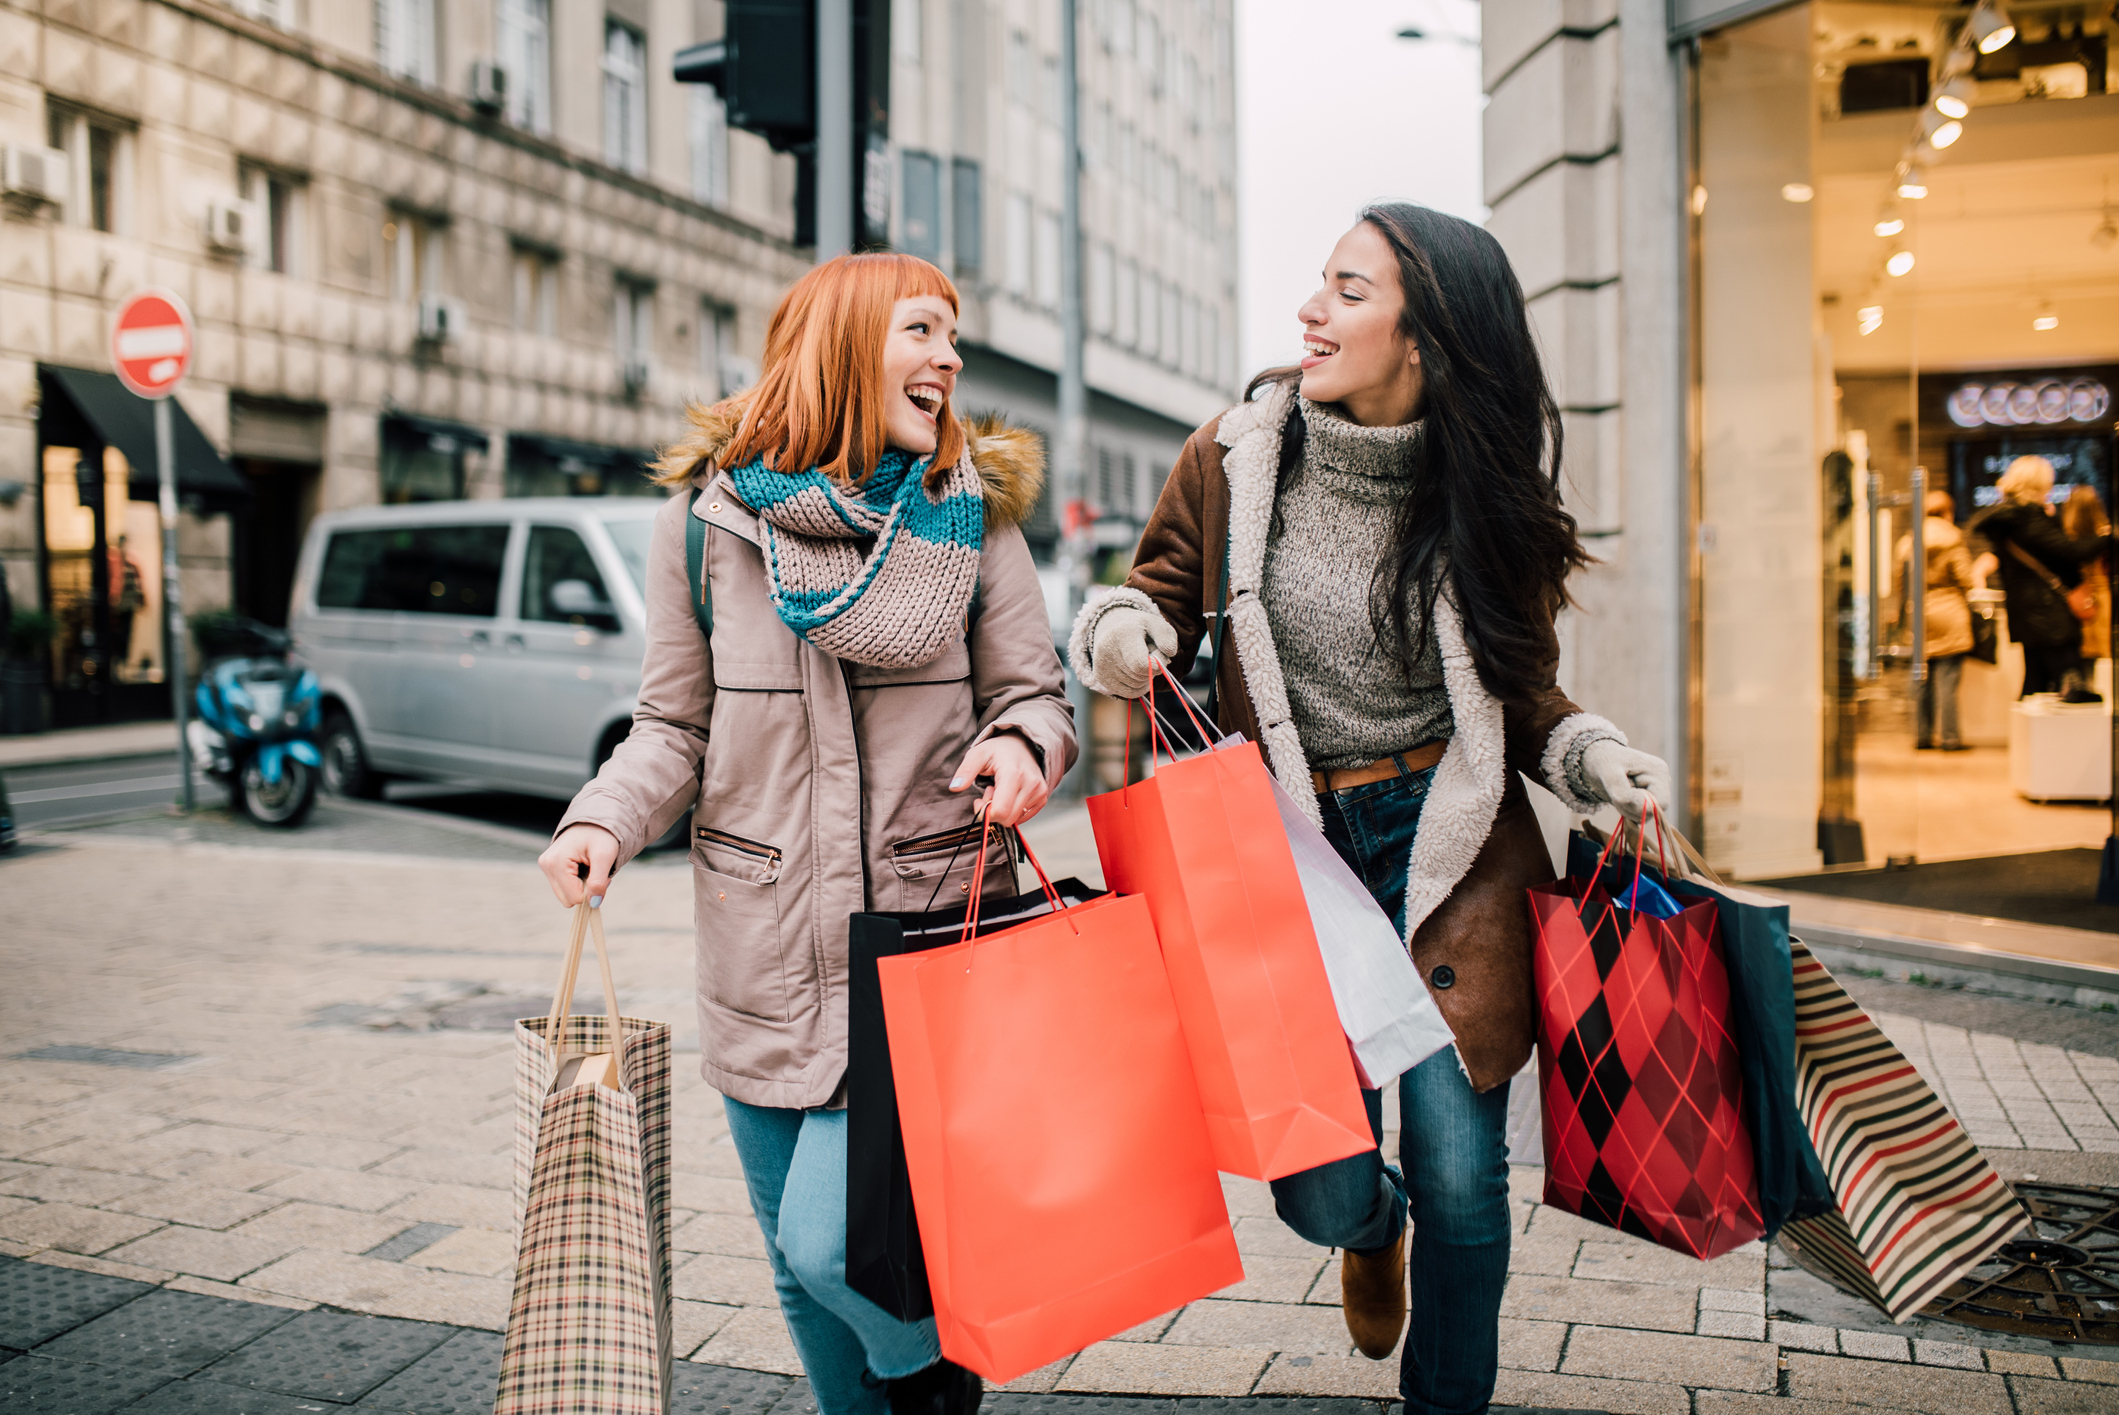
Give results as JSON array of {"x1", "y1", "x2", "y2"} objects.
[
  {"x1": 1983, "y1": 1349, "x2": 2058, "y2": 1376},
  {"x1": 1495, "y1": 1317, "x2": 1564, "y2": 1373},
  {"x1": 1693, "y1": 1392, "x2": 1920, "y2": 1415},
  {"x1": 100, "y1": 1225, "x2": 294, "y2": 1282},
  {"x1": 258, "y1": 1134, "x2": 405, "y2": 1172},
  {"x1": 260, "y1": 1167, "x2": 421, "y2": 1213},
  {"x1": 2057, "y1": 1355, "x2": 2119, "y2": 1383},
  {"x1": 1110, "y1": 1310, "x2": 1183, "y2": 1342},
  {"x1": 1913, "y1": 1339, "x2": 1984, "y2": 1370},
  {"x1": 1503, "y1": 1229, "x2": 1579, "y2": 1277},
  {"x1": 1219, "y1": 1178, "x2": 1279, "y2": 1220},
  {"x1": 1207, "y1": 1256, "x2": 1326, "y2": 1304},
  {"x1": 1303, "y1": 1255, "x2": 1341, "y2": 1305},
  {"x1": 1231, "y1": 1216, "x2": 1326, "y2": 1260},
  {"x1": 1250, "y1": 1351, "x2": 1399, "y2": 1398},
  {"x1": 350, "y1": 1326, "x2": 504, "y2": 1411},
  {"x1": 230, "y1": 1200, "x2": 416, "y2": 1253},
  {"x1": 763, "y1": 1375, "x2": 821, "y2": 1415},
  {"x1": 1559, "y1": 1324, "x2": 1775, "y2": 1393},
  {"x1": 693, "y1": 1308, "x2": 806, "y2": 1375},
  {"x1": 1769, "y1": 1320, "x2": 1837, "y2": 1353},
  {"x1": 140, "y1": 1152, "x2": 300, "y2": 1191},
  {"x1": 666, "y1": 1361, "x2": 796, "y2": 1415},
  {"x1": 2008, "y1": 1375, "x2": 2119, "y2": 1415},
  {"x1": 203, "y1": 1306, "x2": 456, "y2": 1401},
  {"x1": 34, "y1": 1287, "x2": 297, "y2": 1377},
  {"x1": 365, "y1": 1221, "x2": 460, "y2": 1262},
  {"x1": 0, "y1": 1352, "x2": 174, "y2": 1412},
  {"x1": 673, "y1": 1298, "x2": 742, "y2": 1359},
  {"x1": 1489, "y1": 1367, "x2": 1688, "y2": 1414},
  {"x1": 0, "y1": 1165, "x2": 160, "y2": 1207},
  {"x1": 1694, "y1": 1308, "x2": 1766, "y2": 1340},
  {"x1": 667, "y1": 1174, "x2": 756, "y2": 1215},
  {"x1": 674, "y1": 1210, "x2": 772, "y2": 1259},
  {"x1": 0, "y1": 1202, "x2": 163, "y2": 1255},
  {"x1": 1498, "y1": 1274, "x2": 1696, "y2": 1333},
  {"x1": 1699, "y1": 1286, "x2": 1766, "y2": 1315},
  {"x1": 0, "y1": 1254, "x2": 154, "y2": 1348},
  {"x1": 995, "y1": 1353, "x2": 1077, "y2": 1393},
  {"x1": 1057, "y1": 1340, "x2": 1271, "y2": 1397},
  {"x1": 404, "y1": 1226, "x2": 514, "y2": 1277},
  {"x1": 372, "y1": 1147, "x2": 510, "y2": 1189},
  {"x1": 103, "y1": 1180, "x2": 284, "y2": 1230},
  {"x1": 1785, "y1": 1352, "x2": 2010, "y2": 1414},
  {"x1": 1162, "y1": 1299, "x2": 1352, "y2": 1355},
  {"x1": 381, "y1": 1182, "x2": 510, "y2": 1230},
  {"x1": 1837, "y1": 1329, "x2": 1910, "y2": 1361},
  {"x1": 159, "y1": 1277, "x2": 314, "y2": 1311},
  {"x1": 675, "y1": 1252, "x2": 783, "y2": 1308},
  {"x1": 157, "y1": 1125, "x2": 288, "y2": 1157},
  {"x1": 124, "y1": 1375, "x2": 357, "y2": 1413},
  {"x1": 27, "y1": 1248, "x2": 177, "y2": 1283},
  {"x1": 240, "y1": 1249, "x2": 511, "y2": 1331},
  {"x1": 1571, "y1": 1238, "x2": 1765, "y2": 1292}
]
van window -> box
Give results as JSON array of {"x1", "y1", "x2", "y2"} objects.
[
  {"x1": 599, "y1": 515, "x2": 653, "y2": 595},
  {"x1": 521, "y1": 525, "x2": 616, "y2": 626},
  {"x1": 316, "y1": 525, "x2": 509, "y2": 616}
]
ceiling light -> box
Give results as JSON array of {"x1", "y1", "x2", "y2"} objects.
[
  {"x1": 1897, "y1": 177, "x2": 1929, "y2": 199},
  {"x1": 1782, "y1": 183, "x2": 1814, "y2": 203},
  {"x1": 1858, "y1": 305, "x2": 1884, "y2": 335},
  {"x1": 1934, "y1": 76, "x2": 1976, "y2": 119},
  {"x1": 1921, "y1": 110, "x2": 1964, "y2": 148},
  {"x1": 1887, "y1": 250, "x2": 1916, "y2": 276},
  {"x1": 2033, "y1": 313, "x2": 2059, "y2": 331},
  {"x1": 1969, "y1": 3, "x2": 2015, "y2": 54},
  {"x1": 1875, "y1": 217, "x2": 1905, "y2": 237}
]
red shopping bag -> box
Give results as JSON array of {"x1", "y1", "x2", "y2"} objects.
[
  {"x1": 1528, "y1": 809, "x2": 1764, "y2": 1260},
  {"x1": 878, "y1": 827, "x2": 1243, "y2": 1384},
  {"x1": 1086, "y1": 673, "x2": 1373, "y2": 1180}
]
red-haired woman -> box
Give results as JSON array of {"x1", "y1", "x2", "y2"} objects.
[{"x1": 539, "y1": 253, "x2": 1074, "y2": 1415}]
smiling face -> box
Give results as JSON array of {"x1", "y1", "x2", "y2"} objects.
[
  {"x1": 881, "y1": 295, "x2": 961, "y2": 457},
  {"x1": 1295, "y1": 222, "x2": 1423, "y2": 428}
]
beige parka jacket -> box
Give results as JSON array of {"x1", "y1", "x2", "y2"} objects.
[{"x1": 557, "y1": 404, "x2": 1078, "y2": 1108}]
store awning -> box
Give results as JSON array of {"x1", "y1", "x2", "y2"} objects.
[
  {"x1": 382, "y1": 413, "x2": 492, "y2": 455},
  {"x1": 39, "y1": 365, "x2": 251, "y2": 510},
  {"x1": 509, "y1": 432, "x2": 655, "y2": 473}
]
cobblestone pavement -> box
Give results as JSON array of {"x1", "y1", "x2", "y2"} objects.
[{"x1": 6, "y1": 819, "x2": 2119, "y2": 1414}]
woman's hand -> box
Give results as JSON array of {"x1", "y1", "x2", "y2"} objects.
[
  {"x1": 950, "y1": 733, "x2": 1049, "y2": 827},
  {"x1": 539, "y1": 824, "x2": 621, "y2": 907},
  {"x1": 1580, "y1": 741, "x2": 1674, "y2": 825}
]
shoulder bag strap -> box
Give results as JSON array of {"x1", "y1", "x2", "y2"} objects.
[
  {"x1": 685, "y1": 487, "x2": 714, "y2": 638},
  {"x1": 2004, "y1": 539, "x2": 2071, "y2": 600}
]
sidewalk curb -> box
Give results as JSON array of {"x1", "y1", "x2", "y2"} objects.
[
  {"x1": 1797, "y1": 922, "x2": 2119, "y2": 1010},
  {"x1": 0, "y1": 723, "x2": 178, "y2": 770}
]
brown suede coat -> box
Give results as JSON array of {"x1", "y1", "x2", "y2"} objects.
[{"x1": 1078, "y1": 387, "x2": 1611, "y2": 1092}]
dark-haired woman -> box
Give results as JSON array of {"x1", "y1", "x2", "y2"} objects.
[{"x1": 1069, "y1": 205, "x2": 1670, "y2": 1415}]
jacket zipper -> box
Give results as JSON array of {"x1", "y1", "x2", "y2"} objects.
[
  {"x1": 891, "y1": 822, "x2": 986, "y2": 859},
  {"x1": 839, "y1": 660, "x2": 872, "y2": 905},
  {"x1": 695, "y1": 826, "x2": 781, "y2": 865}
]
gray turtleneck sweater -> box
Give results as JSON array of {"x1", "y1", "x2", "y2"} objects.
[{"x1": 1259, "y1": 398, "x2": 1454, "y2": 772}]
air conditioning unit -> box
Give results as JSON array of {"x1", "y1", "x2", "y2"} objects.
[
  {"x1": 621, "y1": 357, "x2": 651, "y2": 397},
  {"x1": 469, "y1": 59, "x2": 508, "y2": 115},
  {"x1": 203, "y1": 199, "x2": 260, "y2": 254},
  {"x1": 3, "y1": 143, "x2": 69, "y2": 205},
  {"x1": 418, "y1": 294, "x2": 466, "y2": 342}
]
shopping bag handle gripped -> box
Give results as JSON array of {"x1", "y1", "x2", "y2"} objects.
[
  {"x1": 956, "y1": 813, "x2": 1074, "y2": 948},
  {"x1": 546, "y1": 898, "x2": 628, "y2": 1057},
  {"x1": 1578, "y1": 798, "x2": 1672, "y2": 930}
]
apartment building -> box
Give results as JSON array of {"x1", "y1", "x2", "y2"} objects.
[{"x1": 1, "y1": 0, "x2": 806, "y2": 727}]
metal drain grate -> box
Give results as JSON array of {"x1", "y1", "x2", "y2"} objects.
[{"x1": 1782, "y1": 1181, "x2": 2119, "y2": 1345}]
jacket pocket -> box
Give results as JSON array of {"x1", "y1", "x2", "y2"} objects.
[
  {"x1": 890, "y1": 823, "x2": 1012, "y2": 913},
  {"x1": 693, "y1": 829, "x2": 791, "y2": 1022}
]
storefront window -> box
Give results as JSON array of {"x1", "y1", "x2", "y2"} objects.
[
  {"x1": 1694, "y1": 1, "x2": 2116, "y2": 879},
  {"x1": 380, "y1": 420, "x2": 471, "y2": 502},
  {"x1": 41, "y1": 444, "x2": 165, "y2": 702}
]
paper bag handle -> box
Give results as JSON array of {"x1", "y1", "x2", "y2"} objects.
[{"x1": 546, "y1": 899, "x2": 627, "y2": 1057}]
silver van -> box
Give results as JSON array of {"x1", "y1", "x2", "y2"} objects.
[{"x1": 287, "y1": 497, "x2": 667, "y2": 809}]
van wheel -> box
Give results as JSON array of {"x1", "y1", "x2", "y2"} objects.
[{"x1": 321, "y1": 712, "x2": 382, "y2": 799}]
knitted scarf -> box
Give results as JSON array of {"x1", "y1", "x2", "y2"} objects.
[{"x1": 728, "y1": 447, "x2": 985, "y2": 668}]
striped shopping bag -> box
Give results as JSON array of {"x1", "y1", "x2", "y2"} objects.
[
  {"x1": 1777, "y1": 939, "x2": 2026, "y2": 1321},
  {"x1": 495, "y1": 900, "x2": 673, "y2": 1414}
]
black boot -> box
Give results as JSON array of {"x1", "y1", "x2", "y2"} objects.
[{"x1": 887, "y1": 1358, "x2": 983, "y2": 1415}]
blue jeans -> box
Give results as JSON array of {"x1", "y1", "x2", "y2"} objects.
[
  {"x1": 1268, "y1": 768, "x2": 1514, "y2": 1415},
  {"x1": 722, "y1": 1099, "x2": 940, "y2": 1415}
]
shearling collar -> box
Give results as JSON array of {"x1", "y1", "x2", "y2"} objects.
[{"x1": 654, "y1": 394, "x2": 1046, "y2": 531}]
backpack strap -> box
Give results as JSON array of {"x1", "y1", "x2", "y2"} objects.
[{"x1": 685, "y1": 487, "x2": 714, "y2": 639}]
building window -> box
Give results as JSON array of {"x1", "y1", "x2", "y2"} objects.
[
  {"x1": 1163, "y1": 283, "x2": 1183, "y2": 368},
  {"x1": 1035, "y1": 210, "x2": 1062, "y2": 310},
  {"x1": 1118, "y1": 258, "x2": 1139, "y2": 347},
  {"x1": 385, "y1": 213, "x2": 443, "y2": 302},
  {"x1": 1005, "y1": 193, "x2": 1031, "y2": 295},
  {"x1": 615, "y1": 278, "x2": 654, "y2": 386},
  {"x1": 376, "y1": 0, "x2": 437, "y2": 83},
  {"x1": 702, "y1": 302, "x2": 751, "y2": 400},
  {"x1": 689, "y1": 87, "x2": 729, "y2": 207},
  {"x1": 1090, "y1": 242, "x2": 1114, "y2": 335},
  {"x1": 228, "y1": 0, "x2": 288, "y2": 27},
  {"x1": 1141, "y1": 271, "x2": 1162, "y2": 360},
  {"x1": 603, "y1": 21, "x2": 647, "y2": 174},
  {"x1": 239, "y1": 163, "x2": 302, "y2": 275},
  {"x1": 900, "y1": 151, "x2": 941, "y2": 261},
  {"x1": 894, "y1": 0, "x2": 921, "y2": 62},
  {"x1": 497, "y1": 0, "x2": 552, "y2": 133},
  {"x1": 46, "y1": 107, "x2": 131, "y2": 235},
  {"x1": 952, "y1": 159, "x2": 982, "y2": 275},
  {"x1": 1006, "y1": 29, "x2": 1034, "y2": 104},
  {"x1": 512, "y1": 245, "x2": 557, "y2": 335}
]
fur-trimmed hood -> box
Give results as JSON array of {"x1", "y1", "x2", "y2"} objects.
[{"x1": 653, "y1": 396, "x2": 1046, "y2": 530}]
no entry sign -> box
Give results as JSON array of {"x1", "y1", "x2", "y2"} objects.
[{"x1": 112, "y1": 288, "x2": 194, "y2": 398}]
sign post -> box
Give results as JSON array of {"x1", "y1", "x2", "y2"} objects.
[{"x1": 112, "y1": 289, "x2": 196, "y2": 814}]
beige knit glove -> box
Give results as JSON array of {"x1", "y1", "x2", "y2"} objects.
[{"x1": 1090, "y1": 606, "x2": 1178, "y2": 700}]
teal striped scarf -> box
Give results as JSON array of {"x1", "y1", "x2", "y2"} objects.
[{"x1": 728, "y1": 446, "x2": 985, "y2": 668}]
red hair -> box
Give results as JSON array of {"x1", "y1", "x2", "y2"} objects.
[{"x1": 716, "y1": 252, "x2": 964, "y2": 488}]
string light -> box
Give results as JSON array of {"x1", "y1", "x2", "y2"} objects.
[
  {"x1": 1875, "y1": 216, "x2": 1904, "y2": 237},
  {"x1": 1887, "y1": 250, "x2": 1916, "y2": 276},
  {"x1": 1934, "y1": 76, "x2": 1976, "y2": 119}
]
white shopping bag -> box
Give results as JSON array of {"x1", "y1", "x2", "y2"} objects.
[{"x1": 1207, "y1": 732, "x2": 1456, "y2": 1087}]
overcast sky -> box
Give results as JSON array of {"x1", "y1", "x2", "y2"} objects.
[{"x1": 1234, "y1": 0, "x2": 1486, "y2": 379}]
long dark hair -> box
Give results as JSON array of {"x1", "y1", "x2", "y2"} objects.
[{"x1": 1250, "y1": 202, "x2": 1590, "y2": 706}]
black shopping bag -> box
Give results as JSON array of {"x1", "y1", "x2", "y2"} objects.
[
  {"x1": 1570, "y1": 828, "x2": 1833, "y2": 1238},
  {"x1": 847, "y1": 849, "x2": 1105, "y2": 1322}
]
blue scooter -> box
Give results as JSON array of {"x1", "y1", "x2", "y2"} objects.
[{"x1": 187, "y1": 619, "x2": 322, "y2": 827}]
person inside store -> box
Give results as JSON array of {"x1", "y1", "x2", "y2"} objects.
[
  {"x1": 1068, "y1": 202, "x2": 1672, "y2": 1415},
  {"x1": 537, "y1": 251, "x2": 1075, "y2": 1415},
  {"x1": 2062, "y1": 484, "x2": 2112, "y2": 687},
  {"x1": 1974, "y1": 455, "x2": 2113, "y2": 703},
  {"x1": 1896, "y1": 489, "x2": 1977, "y2": 750}
]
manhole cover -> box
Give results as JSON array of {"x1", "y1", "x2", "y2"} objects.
[{"x1": 1781, "y1": 1182, "x2": 2119, "y2": 1344}]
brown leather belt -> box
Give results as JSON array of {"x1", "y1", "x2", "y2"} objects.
[{"x1": 1310, "y1": 742, "x2": 1447, "y2": 795}]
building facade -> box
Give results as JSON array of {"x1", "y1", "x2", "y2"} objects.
[{"x1": 1484, "y1": 0, "x2": 2117, "y2": 879}]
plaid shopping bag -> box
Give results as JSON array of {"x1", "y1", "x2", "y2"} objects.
[{"x1": 496, "y1": 901, "x2": 673, "y2": 1415}]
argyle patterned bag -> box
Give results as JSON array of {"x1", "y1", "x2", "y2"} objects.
[
  {"x1": 496, "y1": 901, "x2": 673, "y2": 1415},
  {"x1": 1528, "y1": 818, "x2": 1765, "y2": 1261}
]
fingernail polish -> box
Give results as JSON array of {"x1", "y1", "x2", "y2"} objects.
[
  {"x1": 589, "y1": 895, "x2": 603, "y2": 908},
  {"x1": 949, "y1": 776, "x2": 965, "y2": 789}
]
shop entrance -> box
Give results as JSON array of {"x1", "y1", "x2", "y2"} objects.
[{"x1": 1694, "y1": 2, "x2": 2117, "y2": 914}]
